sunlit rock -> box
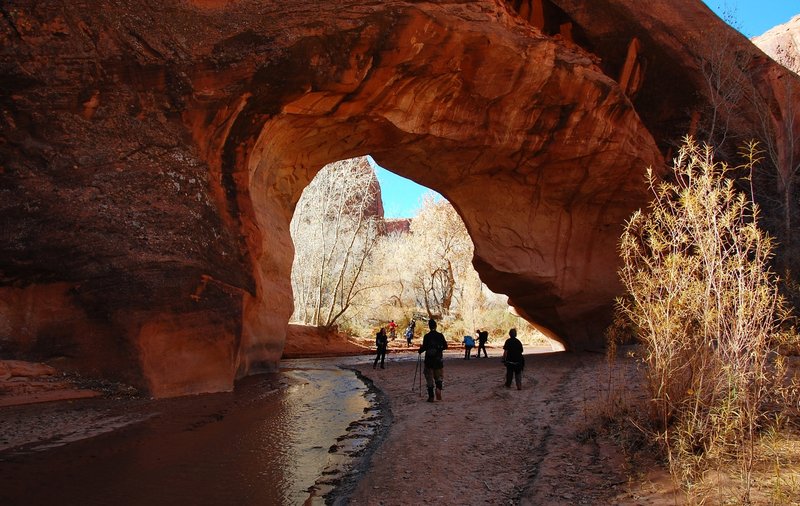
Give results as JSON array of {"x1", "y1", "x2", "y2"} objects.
[
  {"x1": 753, "y1": 14, "x2": 800, "y2": 75},
  {"x1": 1, "y1": 0, "x2": 798, "y2": 396}
]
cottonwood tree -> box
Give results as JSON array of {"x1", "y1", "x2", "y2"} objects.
[
  {"x1": 695, "y1": 9, "x2": 800, "y2": 271},
  {"x1": 749, "y1": 53, "x2": 800, "y2": 258},
  {"x1": 360, "y1": 195, "x2": 502, "y2": 326},
  {"x1": 337, "y1": 189, "x2": 516, "y2": 337},
  {"x1": 408, "y1": 194, "x2": 474, "y2": 318},
  {"x1": 696, "y1": 16, "x2": 751, "y2": 153},
  {"x1": 366, "y1": 230, "x2": 415, "y2": 305},
  {"x1": 290, "y1": 157, "x2": 381, "y2": 328}
]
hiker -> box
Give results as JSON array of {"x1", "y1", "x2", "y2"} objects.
[
  {"x1": 475, "y1": 329, "x2": 489, "y2": 358},
  {"x1": 462, "y1": 334, "x2": 475, "y2": 359},
  {"x1": 502, "y1": 328, "x2": 524, "y2": 390},
  {"x1": 405, "y1": 319, "x2": 415, "y2": 346},
  {"x1": 418, "y1": 319, "x2": 448, "y2": 402},
  {"x1": 374, "y1": 327, "x2": 388, "y2": 369},
  {"x1": 388, "y1": 320, "x2": 397, "y2": 340}
]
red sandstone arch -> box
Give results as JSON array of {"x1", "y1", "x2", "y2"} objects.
[
  {"x1": 199, "y1": 3, "x2": 661, "y2": 372},
  {"x1": 2, "y1": 0, "x2": 798, "y2": 396}
]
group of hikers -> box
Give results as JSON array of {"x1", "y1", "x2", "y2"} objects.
[
  {"x1": 460, "y1": 330, "x2": 488, "y2": 359},
  {"x1": 372, "y1": 318, "x2": 525, "y2": 402},
  {"x1": 372, "y1": 318, "x2": 415, "y2": 369}
]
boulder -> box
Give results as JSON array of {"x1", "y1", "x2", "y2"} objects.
[{"x1": 0, "y1": 360, "x2": 57, "y2": 381}]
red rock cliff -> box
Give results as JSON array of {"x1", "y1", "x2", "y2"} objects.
[{"x1": 1, "y1": 0, "x2": 798, "y2": 396}]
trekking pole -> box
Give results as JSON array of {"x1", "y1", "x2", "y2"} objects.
[
  {"x1": 412, "y1": 352, "x2": 420, "y2": 392},
  {"x1": 417, "y1": 353, "x2": 423, "y2": 396},
  {"x1": 411, "y1": 355, "x2": 422, "y2": 395}
]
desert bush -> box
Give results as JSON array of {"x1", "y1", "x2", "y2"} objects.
[{"x1": 613, "y1": 137, "x2": 797, "y2": 499}]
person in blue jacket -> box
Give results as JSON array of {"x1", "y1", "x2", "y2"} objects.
[{"x1": 462, "y1": 334, "x2": 475, "y2": 359}]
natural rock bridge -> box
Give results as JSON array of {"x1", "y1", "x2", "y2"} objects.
[{"x1": 1, "y1": 0, "x2": 798, "y2": 396}]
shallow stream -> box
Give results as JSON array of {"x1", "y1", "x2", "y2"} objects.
[{"x1": 0, "y1": 357, "x2": 383, "y2": 505}]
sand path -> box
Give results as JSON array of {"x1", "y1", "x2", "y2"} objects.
[{"x1": 347, "y1": 349, "x2": 678, "y2": 505}]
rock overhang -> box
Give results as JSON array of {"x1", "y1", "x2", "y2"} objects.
[{"x1": 1, "y1": 0, "x2": 798, "y2": 395}]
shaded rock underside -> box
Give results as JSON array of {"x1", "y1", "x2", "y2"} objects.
[{"x1": 1, "y1": 0, "x2": 798, "y2": 396}]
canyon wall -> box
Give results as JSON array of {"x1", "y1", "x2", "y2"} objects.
[
  {"x1": 753, "y1": 14, "x2": 800, "y2": 75},
  {"x1": 1, "y1": 0, "x2": 798, "y2": 396}
]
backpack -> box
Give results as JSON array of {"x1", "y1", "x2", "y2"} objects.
[
  {"x1": 424, "y1": 344, "x2": 443, "y2": 365},
  {"x1": 424, "y1": 332, "x2": 444, "y2": 366}
]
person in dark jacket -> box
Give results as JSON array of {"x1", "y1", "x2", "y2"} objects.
[
  {"x1": 502, "y1": 328, "x2": 524, "y2": 390},
  {"x1": 418, "y1": 319, "x2": 448, "y2": 402},
  {"x1": 374, "y1": 327, "x2": 388, "y2": 369},
  {"x1": 475, "y1": 329, "x2": 489, "y2": 358}
]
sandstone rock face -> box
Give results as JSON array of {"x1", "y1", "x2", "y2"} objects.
[
  {"x1": 753, "y1": 15, "x2": 800, "y2": 75},
  {"x1": 282, "y1": 325, "x2": 370, "y2": 359},
  {"x1": 1, "y1": 0, "x2": 798, "y2": 396},
  {"x1": 384, "y1": 219, "x2": 411, "y2": 235}
]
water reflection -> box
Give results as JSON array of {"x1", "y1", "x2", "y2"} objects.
[
  {"x1": 275, "y1": 363, "x2": 373, "y2": 504},
  {"x1": 0, "y1": 358, "x2": 377, "y2": 506}
]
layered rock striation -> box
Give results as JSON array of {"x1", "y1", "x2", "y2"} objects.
[{"x1": 1, "y1": 0, "x2": 798, "y2": 396}]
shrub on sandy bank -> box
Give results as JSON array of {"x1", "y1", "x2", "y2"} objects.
[{"x1": 611, "y1": 138, "x2": 799, "y2": 501}]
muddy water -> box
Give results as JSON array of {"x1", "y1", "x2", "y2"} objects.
[{"x1": 0, "y1": 358, "x2": 383, "y2": 506}]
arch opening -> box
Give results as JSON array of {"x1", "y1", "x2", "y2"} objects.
[
  {"x1": 284, "y1": 155, "x2": 563, "y2": 354},
  {"x1": 180, "y1": 0, "x2": 669, "y2": 391}
]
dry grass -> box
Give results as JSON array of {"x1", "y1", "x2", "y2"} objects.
[
  {"x1": 673, "y1": 420, "x2": 800, "y2": 505},
  {"x1": 610, "y1": 138, "x2": 800, "y2": 503},
  {"x1": 604, "y1": 348, "x2": 800, "y2": 505}
]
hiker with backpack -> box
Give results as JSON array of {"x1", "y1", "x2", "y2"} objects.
[
  {"x1": 502, "y1": 328, "x2": 524, "y2": 389},
  {"x1": 374, "y1": 327, "x2": 388, "y2": 369},
  {"x1": 405, "y1": 319, "x2": 415, "y2": 346},
  {"x1": 418, "y1": 319, "x2": 448, "y2": 402},
  {"x1": 475, "y1": 329, "x2": 489, "y2": 358}
]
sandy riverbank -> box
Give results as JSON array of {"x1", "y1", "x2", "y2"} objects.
[
  {"x1": 344, "y1": 348, "x2": 680, "y2": 505},
  {"x1": 1, "y1": 348, "x2": 677, "y2": 505}
]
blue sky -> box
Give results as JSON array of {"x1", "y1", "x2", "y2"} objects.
[
  {"x1": 703, "y1": 0, "x2": 798, "y2": 38},
  {"x1": 372, "y1": 1, "x2": 799, "y2": 219},
  {"x1": 368, "y1": 157, "x2": 441, "y2": 219}
]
